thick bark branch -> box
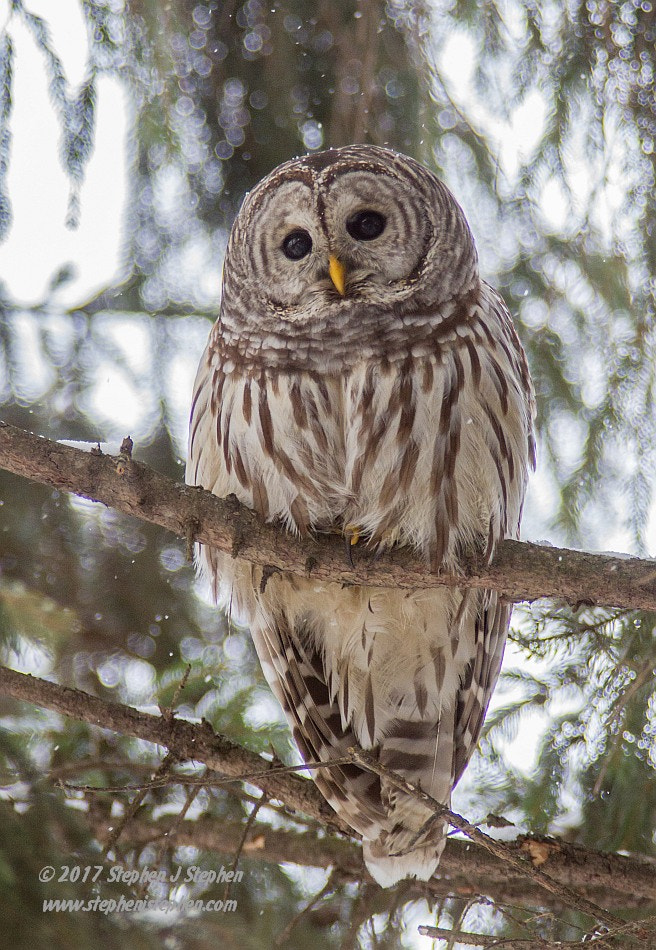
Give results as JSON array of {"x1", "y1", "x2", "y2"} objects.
[
  {"x1": 2, "y1": 664, "x2": 655, "y2": 911},
  {"x1": 90, "y1": 815, "x2": 656, "y2": 911},
  {"x1": 0, "y1": 664, "x2": 345, "y2": 834},
  {"x1": 1, "y1": 420, "x2": 656, "y2": 610}
]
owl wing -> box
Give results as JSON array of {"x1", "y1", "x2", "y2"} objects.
[
  {"x1": 453, "y1": 592, "x2": 510, "y2": 785},
  {"x1": 451, "y1": 289, "x2": 534, "y2": 782},
  {"x1": 250, "y1": 608, "x2": 389, "y2": 838}
]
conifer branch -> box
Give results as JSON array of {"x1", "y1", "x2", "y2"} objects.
[
  {"x1": 1, "y1": 420, "x2": 656, "y2": 611},
  {"x1": 1, "y1": 663, "x2": 655, "y2": 913}
]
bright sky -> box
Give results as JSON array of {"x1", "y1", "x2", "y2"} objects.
[
  {"x1": 0, "y1": 0, "x2": 129, "y2": 307},
  {"x1": 0, "y1": 0, "x2": 565, "y2": 309}
]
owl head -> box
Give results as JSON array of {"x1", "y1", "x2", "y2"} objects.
[{"x1": 219, "y1": 146, "x2": 480, "y2": 366}]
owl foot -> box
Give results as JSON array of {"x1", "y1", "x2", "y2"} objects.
[
  {"x1": 370, "y1": 529, "x2": 398, "y2": 563},
  {"x1": 343, "y1": 523, "x2": 362, "y2": 568}
]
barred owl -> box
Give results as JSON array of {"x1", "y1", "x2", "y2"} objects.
[{"x1": 187, "y1": 145, "x2": 535, "y2": 887}]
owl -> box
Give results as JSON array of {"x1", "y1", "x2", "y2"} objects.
[{"x1": 187, "y1": 145, "x2": 535, "y2": 887}]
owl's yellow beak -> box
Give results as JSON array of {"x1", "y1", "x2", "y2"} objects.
[{"x1": 328, "y1": 255, "x2": 346, "y2": 296}]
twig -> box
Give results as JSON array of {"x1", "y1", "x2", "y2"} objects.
[
  {"x1": 274, "y1": 870, "x2": 337, "y2": 946},
  {"x1": 144, "y1": 779, "x2": 203, "y2": 880},
  {"x1": 417, "y1": 926, "x2": 532, "y2": 947},
  {"x1": 445, "y1": 897, "x2": 483, "y2": 950},
  {"x1": 224, "y1": 790, "x2": 268, "y2": 901},
  {"x1": 60, "y1": 755, "x2": 359, "y2": 794},
  {"x1": 102, "y1": 751, "x2": 176, "y2": 857},
  {"x1": 416, "y1": 927, "x2": 569, "y2": 948},
  {"x1": 417, "y1": 920, "x2": 656, "y2": 948},
  {"x1": 161, "y1": 662, "x2": 192, "y2": 719}
]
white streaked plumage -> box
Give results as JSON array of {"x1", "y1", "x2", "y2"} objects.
[{"x1": 187, "y1": 145, "x2": 535, "y2": 887}]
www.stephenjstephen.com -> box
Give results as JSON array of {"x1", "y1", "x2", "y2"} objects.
[{"x1": 38, "y1": 863, "x2": 243, "y2": 915}]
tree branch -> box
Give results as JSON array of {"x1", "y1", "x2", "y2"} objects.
[
  {"x1": 2, "y1": 664, "x2": 655, "y2": 911},
  {"x1": 1, "y1": 420, "x2": 656, "y2": 610},
  {"x1": 86, "y1": 813, "x2": 656, "y2": 911},
  {"x1": 415, "y1": 925, "x2": 617, "y2": 949},
  {"x1": 0, "y1": 663, "x2": 346, "y2": 834}
]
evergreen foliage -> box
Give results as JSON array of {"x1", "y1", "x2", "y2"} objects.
[{"x1": 0, "y1": 1, "x2": 654, "y2": 945}]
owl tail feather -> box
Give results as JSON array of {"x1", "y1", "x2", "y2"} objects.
[{"x1": 362, "y1": 835, "x2": 447, "y2": 888}]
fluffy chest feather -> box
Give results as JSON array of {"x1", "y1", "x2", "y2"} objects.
[{"x1": 189, "y1": 324, "x2": 530, "y2": 570}]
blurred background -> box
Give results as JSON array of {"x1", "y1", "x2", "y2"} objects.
[{"x1": 0, "y1": 0, "x2": 654, "y2": 946}]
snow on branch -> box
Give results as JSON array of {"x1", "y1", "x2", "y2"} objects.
[{"x1": 1, "y1": 420, "x2": 655, "y2": 611}]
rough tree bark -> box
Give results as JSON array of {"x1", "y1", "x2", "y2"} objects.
[{"x1": 1, "y1": 420, "x2": 656, "y2": 610}]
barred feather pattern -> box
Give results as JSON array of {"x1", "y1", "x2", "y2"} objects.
[{"x1": 187, "y1": 146, "x2": 535, "y2": 887}]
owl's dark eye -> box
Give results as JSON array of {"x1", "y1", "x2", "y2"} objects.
[
  {"x1": 346, "y1": 210, "x2": 386, "y2": 241},
  {"x1": 282, "y1": 229, "x2": 313, "y2": 260}
]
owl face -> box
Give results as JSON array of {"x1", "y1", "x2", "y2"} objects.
[
  {"x1": 241, "y1": 165, "x2": 432, "y2": 306},
  {"x1": 224, "y1": 146, "x2": 479, "y2": 327}
]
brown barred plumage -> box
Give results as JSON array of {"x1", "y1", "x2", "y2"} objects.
[{"x1": 187, "y1": 145, "x2": 535, "y2": 886}]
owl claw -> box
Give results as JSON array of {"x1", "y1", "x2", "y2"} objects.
[
  {"x1": 344, "y1": 523, "x2": 362, "y2": 567},
  {"x1": 370, "y1": 529, "x2": 396, "y2": 563}
]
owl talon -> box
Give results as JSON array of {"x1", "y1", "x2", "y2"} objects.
[
  {"x1": 344, "y1": 523, "x2": 362, "y2": 567},
  {"x1": 370, "y1": 530, "x2": 396, "y2": 563}
]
